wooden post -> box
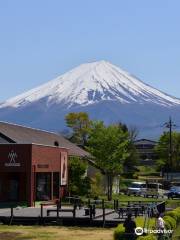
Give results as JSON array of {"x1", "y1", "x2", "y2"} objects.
[
  {"x1": 73, "y1": 204, "x2": 76, "y2": 218},
  {"x1": 9, "y1": 207, "x2": 14, "y2": 225},
  {"x1": 51, "y1": 172, "x2": 53, "y2": 201},
  {"x1": 102, "y1": 199, "x2": 105, "y2": 227},
  {"x1": 58, "y1": 198, "x2": 61, "y2": 209},
  {"x1": 41, "y1": 204, "x2": 43, "y2": 218},
  {"x1": 89, "y1": 205, "x2": 92, "y2": 222},
  {"x1": 11, "y1": 207, "x2": 13, "y2": 218},
  {"x1": 92, "y1": 204, "x2": 96, "y2": 218},
  {"x1": 102, "y1": 199, "x2": 105, "y2": 209},
  {"x1": 57, "y1": 202, "x2": 59, "y2": 218}
]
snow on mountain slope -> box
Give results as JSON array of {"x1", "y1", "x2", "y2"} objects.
[{"x1": 1, "y1": 60, "x2": 180, "y2": 109}]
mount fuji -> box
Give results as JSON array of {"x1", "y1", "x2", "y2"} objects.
[{"x1": 0, "y1": 60, "x2": 180, "y2": 138}]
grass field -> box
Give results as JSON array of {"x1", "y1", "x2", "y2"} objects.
[
  {"x1": 0, "y1": 221, "x2": 179, "y2": 239},
  {"x1": 0, "y1": 226, "x2": 113, "y2": 240},
  {"x1": 113, "y1": 194, "x2": 180, "y2": 208}
]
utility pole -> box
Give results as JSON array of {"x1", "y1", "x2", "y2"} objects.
[{"x1": 164, "y1": 117, "x2": 175, "y2": 180}]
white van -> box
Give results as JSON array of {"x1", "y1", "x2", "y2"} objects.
[
  {"x1": 127, "y1": 182, "x2": 146, "y2": 196},
  {"x1": 143, "y1": 183, "x2": 165, "y2": 198}
]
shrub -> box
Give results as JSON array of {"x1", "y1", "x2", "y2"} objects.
[
  {"x1": 164, "y1": 219, "x2": 171, "y2": 230},
  {"x1": 113, "y1": 224, "x2": 125, "y2": 240},
  {"x1": 163, "y1": 215, "x2": 176, "y2": 229},
  {"x1": 172, "y1": 208, "x2": 180, "y2": 223},
  {"x1": 135, "y1": 217, "x2": 155, "y2": 230},
  {"x1": 165, "y1": 211, "x2": 178, "y2": 222},
  {"x1": 137, "y1": 235, "x2": 156, "y2": 240},
  {"x1": 114, "y1": 217, "x2": 156, "y2": 240}
]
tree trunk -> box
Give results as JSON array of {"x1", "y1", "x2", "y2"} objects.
[{"x1": 107, "y1": 174, "x2": 113, "y2": 201}]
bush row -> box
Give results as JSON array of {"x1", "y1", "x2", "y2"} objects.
[
  {"x1": 164, "y1": 206, "x2": 180, "y2": 230},
  {"x1": 113, "y1": 207, "x2": 180, "y2": 240},
  {"x1": 113, "y1": 217, "x2": 155, "y2": 240},
  {"x1": 138, "y1": 207, "x2": 180, "y2": 239}
]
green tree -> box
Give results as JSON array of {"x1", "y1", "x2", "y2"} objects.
[
  {"x1": 68, "y1": 156, "x2": 90, "y2": 196},
  {"x1": 86, "y1": 121, "x2": 130, "y2": 200},
  {"x1": 65, "y1": 112, "x2": 92, "y2": 146},
  {"x1": 155, "y1": 131, "x2": 180, "y2": 172},
  {"x1": 90, "y1": 172, "x2": 104, "y2": 198},
  {"x1": 117, "y1": 124, "x2": 139, "y2": 176}
]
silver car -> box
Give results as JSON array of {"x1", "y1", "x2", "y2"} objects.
[{"x1": 127, "y1": 182, "x2": 146, "y2": 196}]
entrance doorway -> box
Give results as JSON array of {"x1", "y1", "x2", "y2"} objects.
[
  {"x1": 8, "y1": 174, "x2": 19, "y2": 201},
  {"x1": 9, "y1": 179, "x2": 19, "y2": 201}
]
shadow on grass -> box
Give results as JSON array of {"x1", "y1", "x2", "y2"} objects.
[{"x1": 0, "y1": 232, "x2": 22, "y2": 240}]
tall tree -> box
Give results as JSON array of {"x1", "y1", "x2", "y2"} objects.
[
  {"x1": 65, "y1": 112, "x2": 92, "y2": 146},
  {"x1": 86, "y1": 121, "x2": 130, "y2": 200},
  {"x1": 116, "y1": 123, "x2": 139, "y2": 175},
  {"x1": 68, "y1": 156, "x2": 90, "y2": 196},
  {"x1": 155, "y1": 131, "x2": 180, "y2": 172}
]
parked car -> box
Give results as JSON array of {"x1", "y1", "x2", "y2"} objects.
[
  {"x1": 142, "y1": 183, "x2": 165, "y2": 198},
  {"x1": 127, "y1": 182, "x2": 146, "y2": 196},
  {"x1": 167, "y1": 186, "x2": 180, "y2": 199}
]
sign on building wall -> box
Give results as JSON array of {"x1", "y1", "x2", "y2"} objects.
[
  {"x1": 61, "y1": 154, "x2": 67, "y2": 185},
  {"x1": 4, "y1": 150, "x2": 21, "y2": 167}
]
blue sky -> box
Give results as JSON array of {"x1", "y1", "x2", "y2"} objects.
[{"x1": 0, "y1": 0, "x2": 180, "y2": 102}]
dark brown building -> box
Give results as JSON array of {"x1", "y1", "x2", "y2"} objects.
[
  {"x1": 0, "y1": 121, "x2": 89, "y2": 157},
  {"x1": 0, "y1": 122, "x2": 89, "y2": 206},
  {"x1": 134, "y1": 139, "x2": 157, "y2": 165},
  {"x1": 0, "y1": 144, "x2": 68, "y2": 206}
]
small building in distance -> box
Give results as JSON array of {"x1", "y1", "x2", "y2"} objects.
[
  {"x1": 0, "y1": 121, "x2": 90, "y2": 206},
  {"x1": 134, "y1": 139, "x2": 158, "y2": 165}
]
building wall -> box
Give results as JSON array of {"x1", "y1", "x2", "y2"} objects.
[
  {"x1": 32, "y1": 145, "x2": 64, "y2": 173},
  {"x1": 0, "y1": 144, "x2": 32, "y2": 203},
  {"x1": 0, "y1": 144, "x2": 32, "y2": 172},
  {"x1": 0, "y1": 144, "x2": 68, "y2": 206}
]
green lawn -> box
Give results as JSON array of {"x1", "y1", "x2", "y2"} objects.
[
  {"x1": 0, "y1": 216, "x2": 178, "y2": 240},
  {"x1": 113, "y1": 194, "x2": 180, "y2": 209},
  {"x1": 0, "y1": 226, "x2": 113, "y2": 240},
  {"x1": 0, "y1": 217, "x2": 155, "y2": 240}
]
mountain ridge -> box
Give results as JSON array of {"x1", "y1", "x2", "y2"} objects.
[
  {"x1": 0, "y1": 60, "x2": 180, "y2": 138},
  {"x1": 1, "y1": 60, "x2": 180, "y2": 109}
]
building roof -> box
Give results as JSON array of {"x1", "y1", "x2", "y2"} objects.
[
  {"x1": 134, "y1": 138, "x2": 157, "y2": 145},
  {"x1": 0, "y1": 121, "x2": 90, "y2": 157}
]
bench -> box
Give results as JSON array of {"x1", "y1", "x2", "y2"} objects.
[
  {"x1": 84, "y1": 205, "x2": 96, "y2": 217},
  {"x1": 116, "y1": 206, "x2": 142, "y2": 218},
  {"x1": 47, "y1": 207, "x2": 76, "y2": 218}
]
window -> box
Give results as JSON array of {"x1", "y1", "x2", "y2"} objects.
[
  {"x1": 54, "y1": 141, "x2": 59, "y2": 146},
  {"x1": 36, "y1": 173, "x2": 51, "y2": 201}
]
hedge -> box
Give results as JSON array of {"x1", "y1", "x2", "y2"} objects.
[
  {"x1": 164, "y1": 207, "x2": 180, "y2": 227},
  {"x1": 137, "y1": 235, "x2": 156, "y2": 240},
  {"x1": 165, "y1": 210, "x2": 180, "y2": 223},
  {"x1": 113, "y1": 224, "x2": 125, "y2": 240},
  {"x1": 113, "y1": 217, "x2": 155, "y2": 240},
  {"x1": 163, "y1": 215, "x2": 176, "y2": 229},
  {"x1": 114, "y1": 207, "x2": 180, "y2": 240}
]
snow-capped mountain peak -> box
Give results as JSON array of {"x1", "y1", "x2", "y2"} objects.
[{"x1": 1, "y1": 60, "x2": 180, "y2": 109}]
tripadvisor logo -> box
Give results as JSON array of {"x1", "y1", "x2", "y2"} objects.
[
  {"x1": 135, "y1": 227, "x2": 173, "y2": 236},
  {"x1": 135, "y1": 227, "x2": 143, "y2": 236}
]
